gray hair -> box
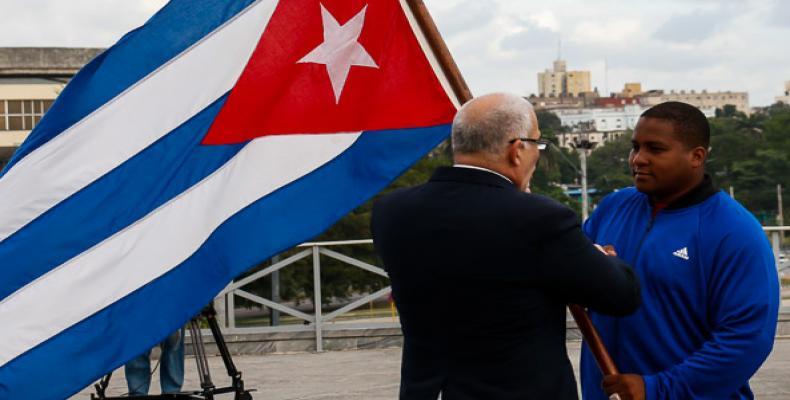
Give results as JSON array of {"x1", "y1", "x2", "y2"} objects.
[{"x1": 451, "y1": 93, "x2": 535, "y2": 155}]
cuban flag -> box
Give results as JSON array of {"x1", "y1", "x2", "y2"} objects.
[{"x1": 0, "y1": 0, "x2": 461, "y2": 398}]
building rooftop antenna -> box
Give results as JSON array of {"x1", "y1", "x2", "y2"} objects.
[{"x1": 557, "y1": 37, "x2": 562, "y2": 60}]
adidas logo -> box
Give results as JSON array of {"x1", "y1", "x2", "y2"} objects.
[{"x1": 672, "y1": 247, "x2": 689, "y2": 260}]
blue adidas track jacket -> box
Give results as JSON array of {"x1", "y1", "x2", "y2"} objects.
[{"x1": 580, "y1": 187, "x2": 779, "y2": 400}]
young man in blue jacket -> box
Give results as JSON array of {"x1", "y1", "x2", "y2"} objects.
[{"x1": 581, "y1": 101, "x2": 780, "y2": 400}]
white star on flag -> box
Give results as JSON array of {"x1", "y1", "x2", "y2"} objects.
[{"x1": 298, "y1": 3, "x2": 379, "y2": 103}]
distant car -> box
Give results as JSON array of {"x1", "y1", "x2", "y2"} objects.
[{"x1": 780, "y1": 253, "x2": 788, "y2": 264}]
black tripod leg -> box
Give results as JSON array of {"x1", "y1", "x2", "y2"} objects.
[
  {"x1": 91, "y1": 372, "x2": 112, "y2": 399},
  {"x1": 206, "y1": 312, "x2": 239, "y2": 377},
  {"x1": 189, "y1": 319, "x2": 216, "y2": 399},
  {"x1": 203, "y1": 305, "x2": 252, "y2": 400}
]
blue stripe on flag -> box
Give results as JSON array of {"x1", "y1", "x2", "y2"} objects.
[
  {"x1": 0, "y1": 96, "x2": 244, "y2": 301},
  {"x1": 1, "y1": 0, "x2": 257, "y2": 175},
  {"x1": 0, "y1": 124, "x2": 449, "y2": 400}
]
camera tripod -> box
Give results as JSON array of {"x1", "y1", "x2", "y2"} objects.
[{"x1": 92, "y1": 305, "x2": 253, "y2": 400}]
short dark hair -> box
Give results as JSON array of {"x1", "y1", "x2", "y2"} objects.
[{"x1": 640, "y1": 101, "x2": 710, "y2": 149}]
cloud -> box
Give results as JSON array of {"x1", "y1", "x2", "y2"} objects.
[
  {"x1": 572, "y1": 19, "x2": 643, "y2": 46},
  {"x1": 500, "y1": 18, "x2": 559, "y2": 52},
  {"x1": 430, "y1": 0, "x2": 498, "y2": 38},
  {"x1": 526, "y1": 10, "x2": 560, "y2": 31},
  {"x1": 768, "y1": 0, "x2": 790, "y2": 28},
  {"x1": 579, "y1": 42, "x2": 713, "y2": 72},
  {"x1": 0, "y1": 0, "x2": 167, "y2": 47},
  {"x1": 0, "y1": 0, "x2": 786, "y2": 106},
  {"x1": 652, "y1": 9, "x2": 726, "y2": 44}
]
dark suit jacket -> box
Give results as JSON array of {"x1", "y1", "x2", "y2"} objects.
[{"x1": 371, "y1": 166, "x2": 640, "y2": 400}]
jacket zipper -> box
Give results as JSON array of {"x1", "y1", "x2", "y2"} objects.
[
  {"x1": 635, "y1": 216, "x2": 656, "y2": 255},
  {"x1": 611, "y1": 212, "x2": 656, "y2": 360}
]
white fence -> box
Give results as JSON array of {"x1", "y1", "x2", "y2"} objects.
[
  {"x1": 213, "y1": 227, "x2": 788, "y2": 351},
  {"x1": 214, "y1": 240, "x2": 393, "y2": 352}
]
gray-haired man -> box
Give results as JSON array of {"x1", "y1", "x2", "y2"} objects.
[{"x1": 372, "y1": 93, "x2": 641, "y2": 399}]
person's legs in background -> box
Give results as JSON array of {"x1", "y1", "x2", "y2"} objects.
[
  {"x1": 124, "y1": 349, "x2": 153, "y2": 395},
  {"x1": 159, "y1": 328, "x2": 185, "y2": 394}
]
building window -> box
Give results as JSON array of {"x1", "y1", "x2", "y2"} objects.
[{"x1": 1, "y1": 100, "x2": 53, "y2": 131}]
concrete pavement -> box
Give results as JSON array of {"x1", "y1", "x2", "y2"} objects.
[{"x1": 75, "y1": 339, "x2": 790, "y2": 399}]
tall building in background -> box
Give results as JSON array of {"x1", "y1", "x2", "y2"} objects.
[
  {"x1": 776, "y1": 81, "x2": 790, "y2": 104},
  {"x1": 537, "y1": 59, "x2": 591, "y2": 97},
  {"x1": 0, "y1": 47, "x2": 102, "y2": 168}
]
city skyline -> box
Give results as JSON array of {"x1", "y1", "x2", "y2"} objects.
[{"x1": 1, "y1": 0, "x2": 788, "y2": 106}]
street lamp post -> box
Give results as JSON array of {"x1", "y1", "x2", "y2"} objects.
[
  {"x1": 778, "y1": 184, "x2": 784, "y2": 226},
  {"x1": 580, "y1": 147, "x2": 589, "y2": 221},
  {"x1": 779, "y1": 184, "x2": 785, "y2": 241},
  {"x1": 570, "y1": 122, "x2": 597, "y2": 221}
]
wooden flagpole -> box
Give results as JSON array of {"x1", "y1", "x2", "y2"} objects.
[
  {"x1": 404, "y1": 0, "x2": 473, "y2": 104},
  {"x1": 569, "y1": 304, "x2": 619, "y2": 375},
  {"x1": 405, "y1": 0, "x2": 618, "y2": 378}
]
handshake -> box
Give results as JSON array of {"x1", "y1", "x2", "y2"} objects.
[
  {"x1": 371, "y1": 93, "x2": 778, "y2": 400},
  {"x1": 575, "y1": 243, "x2": 645, "y2": 400},
  {"x1": 594, "y1": 244, "x2": 617, "y2": 257}
]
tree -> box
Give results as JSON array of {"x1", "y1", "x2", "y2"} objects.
[
  {"x1": 533, "y1": 111, "x2": 580, "y2": 211},
  {"x1": 716, "y1": 104, "x2": 740, "y2": 118},
  {"x1": 707, "y1": 104, "x2": 790, "y2": 224},
  {"x1": 536, "y1": 110, "x2": 563, "y2": 133},
  {"x1": 586, "y1": 134, "x2": 633, "y2": 199}
]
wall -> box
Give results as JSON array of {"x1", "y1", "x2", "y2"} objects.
[{"x1": 0, "y1": 82, "x2": 63, "y2": 148}]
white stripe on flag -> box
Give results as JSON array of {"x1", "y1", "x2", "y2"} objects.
[
  {"x1": 0, "y1": 132, "x2": 361, "y2": 367},
  {"x1": 398, "y1": 0, "x2": 461, "y2": 109},
  {"x1": 0, "y1": 0, "x2": 278, "y2": 242}
]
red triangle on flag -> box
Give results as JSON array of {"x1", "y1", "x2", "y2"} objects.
[{"x1": 202, "y1": 0, "x2": 458, "y2": 145}]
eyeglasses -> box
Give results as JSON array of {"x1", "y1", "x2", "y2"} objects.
[{"x1": 508, "y1": 137, "x2": 551, "y2": 151}]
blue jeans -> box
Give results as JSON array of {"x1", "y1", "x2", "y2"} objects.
[{"x1": 125, "y1": 328, "x2": 185, "y2": 395}]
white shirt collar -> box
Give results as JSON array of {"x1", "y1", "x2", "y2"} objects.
[{"x1": 453, "y1": 164, "x2": 513, "y2": 184}]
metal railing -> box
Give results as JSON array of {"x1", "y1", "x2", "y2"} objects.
[
  {"x1": 214, "y1": 239, "x2": 395, "y2": 352},
  {"x1": 212, "y1": 227, "x2": 788, "y2": 351},
  {"x1": 767, "y1": 226, "x2": 789, "y2": 273}
]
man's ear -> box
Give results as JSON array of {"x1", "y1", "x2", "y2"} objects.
[
  {"x1": 690, "y1": 146, "x2": 707, "y2": 168},
  {"x1": 507, "y1": 142, "x2": 522, "y2": 166}
]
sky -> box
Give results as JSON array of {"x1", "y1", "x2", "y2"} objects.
[{"x1": 0, "y1": 0, "x2": 788, "y2": 106}]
